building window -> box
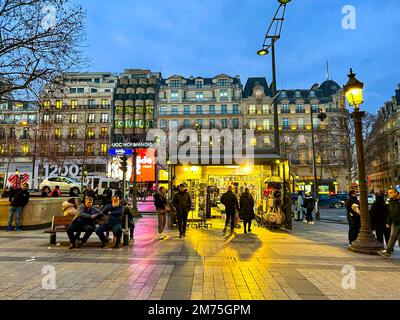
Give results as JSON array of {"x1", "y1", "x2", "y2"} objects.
[
  {"x1": 147, "y1": 106, "x2": 154, "y2": 116},
  {"x1": 115, "y1": 120, "x2": 124, "y2": 129},
  {"x1": 160, "y1": 106, "x2": 167, "y2": 115},
  {"x1": 69, "y1": 144, "x2": 76, "y2": 155},
  {"x1": 210, "y1": 119, "x2": 216, "y2": 129},
  {"x1": 233, "y1": 104, "x2": 240, "y2": 115},
  {"x1": 311, "y1": 104, "x2": 318, "y2": 112},
  {"x1": 159, "y1": 120, "x2": 167, "y2": 129},
  {"x1": 295, "y1": 91, "x2": 301, "y2": 98},
  {"x1": 56, "y1": 100, "x2": 63, "y2": 109},
  {"x1": 264, "y1": 135, "x2": 271, "y2": 145},
  {"x1": 195, "y1": 119, "x2": 203, "y2": 128},
  {"x1": 196, "y1": 92, "x2": 204, "y2": 101},
  {"x1": 43, "y1": 101, "x2": 50, "y2": 109},
  {"x1": 220, "y1": 89, "x2": 228, "y2": 101},
  {"x1": 101, "y1": 127, "x2": 108, "y2": 137},
  {"x1": 88, "y1": 114, "x2": 96, "y2": 123},
  {"x1": 298, "y1": 118, "x2": 304, "y2": 129},
  {"x1": 172, "y1": 106, "x2": 178, "y2": 115},
  {"x1": 310, "y1": 91, "x2": 316, "y2": 98},
  {"x1": 170, "y1": 80, "x2": 180, "y2": 87},
  {"x1": 183, "y1": 119, "x2": 190, "y2": 128},
  {"x1": 70, "y1": 114, "x2": 78, "y2": 123},
  {"x1": 77, "y1": 88, "x2": 84, "y2": 93},
  {"x1": 102, "y1": 99, "x2": 108, "y2": 107},
  {"x1": 232, "y1": 119, "x2": 240, "y2": 129},
  {"x1": 217, "y1": 119, "x2": 226, "y2": 129},
  {"x1": 284, "y1": 136, "x2": 291, "y2": 144},
  {"x1": 69, "y1": 128, "x2": 77, "y2": 138},
  {"x1": 217, "y1": 79, "x2": 228, "y2": 87},
  {"x1": 280, "y1": 91, "x2": 287, "y2": 98},
  {"x1": 282, "y1": 104, "x2": 289, "y2": 113},
  {"x1": 183, "y1": 105, "x2": 190, "y2": 115},
  {"x1": 71, "y1": 100, "x2": 78, "y2": 109},
  {"x1": 249, "y1": 105, "x2": 256, "y2": 115},
  {"x1": 196, "y1": 105, "x2": 203, "y2": 115},
  {"x1": 221, "y1": 105, "x2": 227, "y2": 115},
  {"x1": 87, "y1": 128, "x2": 95, "y2": 139},
  {"x1": 171, "y1": 90, "x2": 179, "y2": 101},
  {"x1": 55, "y1": 114, "x2": 63, "y2": 124},
  {"x1": 263, "y1": 105, "x2": 270, "y2": 114},
  {"x1": 101, "y1": 114, "x2": 108, "y2": 123},
  {"x1": 115, "y1": 107, "x2": 123, "y2": 115},
  {"x1": 22, "y1": 145, "x2": 29, "y2": 155},
  {"x1": 249, "y1": 119, "x2": 257, "y2": 130},
  {"x1": 54, "y1": 128, "x2": 61, "y2": 139},
  {"x1": 146, "y1": 120, "x2": 154, "y2": 129},
  {"x1": 70, "y1": 88, "x2": 77, "y2": 94},
  {"x1": 209, "y1": 105, "x2": 215, "y2": 115},
  {"x1": 88, "y1": 99, "x2": 95, "y2": 108},
  {"x1": 86, "y1": 143, "x2": 94, "y2": 155},
  {"x1": 91, "y1": 88, "x2": 97, "y2": 93},
  {"x1": 296, "y1": 104, "x2": 304, "y2": 113},
  {"x1": 283, "y1": 118, "x2": 289, "y2": 129},
  {"x1": 101, "y1": 144, "x2": 107, "y2": 155},
  {"x1": 196, "y1": 80, "x2": 203, "y2": 89},
  {"x1": 170, "y1": 120, "x2": 178, "y2": 128},
  {"x1": 263, "y1": 119, "x2": 270, "y2": 130},
  {"x1": 298, "y1": 135, "x2": 306, "y2": 144}
]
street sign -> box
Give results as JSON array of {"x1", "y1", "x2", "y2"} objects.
[{"x1": 109, "y1": 148, "x2": 133, "y2": 156}]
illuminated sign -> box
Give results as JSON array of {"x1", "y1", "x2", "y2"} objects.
[
  {"x1": 110, "y1": 142, "x2": 153, "y2": 148},
  {"x1": 108, "y1": 148, "x2": 133, "y2": 156},
  {"x1": 131, "y1": 149, "x2": 156, "y2": 182}
]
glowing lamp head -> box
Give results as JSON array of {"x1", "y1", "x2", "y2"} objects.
[
  {"x1": 278, "y1": 0, "x2": 292, "y2": 4},
  {"x1": 257, "y1": 48, "x2": 269, "y2": 56},
  {"x1": 343, "y1": 68, "x2": 364, "y2": 108}
]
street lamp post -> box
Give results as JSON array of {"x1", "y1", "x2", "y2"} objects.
[
  {"x1": 257, "y1": 0, "x2": 292, "y2": 155},
  {"x1": 310, "y1": 106, "x2": 327, "y2": 221},
  {"x1": 343, "y1": 69, "x2": 383, "y2": 254}
]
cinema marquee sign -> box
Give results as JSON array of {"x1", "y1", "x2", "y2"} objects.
[{"x1": 110, "y1": 142, "x2": 153, "y2": 149}]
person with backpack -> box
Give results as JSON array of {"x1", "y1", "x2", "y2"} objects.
[{"x1": 50, "y1": 186, "x2": 62, "y2": 197}]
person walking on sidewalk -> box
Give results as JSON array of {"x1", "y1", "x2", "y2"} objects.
[
  {"x1": 50, "y1": 185, "x2": 62, "y2": 197},
  {"x1": 302, "y1": 192, "x2": 315, "y2": 225},
  {"x1": 221, "y1": 185, "x2": 239, "y2": 235},
  {"x1": 379, "y1": 188, "x2": 400, "y2": 258},
  {"x1": 346, "y1": 189, "x2": 361, "y2": 245},
  {"x1": 6, "y1": 183, "x2": 30, "y2": 231},
  {"x1": 239, "y1": 188, "x2": 255, "y2": 234},
  {"x1": 173, "y1": 184, "x2": 192, "y2": 238},
  {"x1": 370, "y1": 193, "x2": 390, "y2": 245},
  {"x1": 295, "y1": 191, "x2": 305, "y2": 221},
  {"x1": 154, "y1": 186, "x2": 169, "y2": 240}
]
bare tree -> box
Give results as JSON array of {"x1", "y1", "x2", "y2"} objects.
[{"x1": 0, "y1": 0, "x2": 87, "y2": 99}]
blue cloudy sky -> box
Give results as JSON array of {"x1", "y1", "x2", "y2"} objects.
[{"x1": 74, "y1": 0, "x2": 400, "y2": 113}]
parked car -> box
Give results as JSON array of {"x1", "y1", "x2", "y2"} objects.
[
  {"x1": 318, "y1": 195, "x2": 345, "y2": 209},
  {"x1": 39, "y1": 177, "x2": 81, "y2": 195}
]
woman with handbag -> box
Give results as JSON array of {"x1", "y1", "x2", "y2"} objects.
[{"x1": 154, "y1": 186, "x2": 170, "y2": 240}]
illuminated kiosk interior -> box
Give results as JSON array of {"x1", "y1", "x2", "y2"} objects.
[{"x1": 169, "y1": 153, "x2": 291, "y2": 224}]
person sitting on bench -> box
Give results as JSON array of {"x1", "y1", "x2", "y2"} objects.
[
  {"x1": 96, "y1": 196, "x2": 124, "y2": 248},
  {"x1": 66, "y1": 197, "x2": 98, "y2": 249}
]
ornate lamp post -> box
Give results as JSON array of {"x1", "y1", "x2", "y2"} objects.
[
  {"x1": 343, "y1": 69, "x2": 383, "y2": 254},
  {"x1": 257, "y1": 0, "x2": 292, "y2": 155}
]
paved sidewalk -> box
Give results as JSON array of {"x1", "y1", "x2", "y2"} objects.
[{"x1": 0, "y1": 217, "x2": 399, "y2": 300}]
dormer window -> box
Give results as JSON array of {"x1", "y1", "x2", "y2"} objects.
[
  {"x1": 280, "y1": 91, "x2": 287, "y2": 98},
  {"x1": 310, "y1": 91, "x2": 316, "y2": 98},
  {"x1": 295, "y1": 91, "x2": 301, "y2": 98},
  {"x1": 195, "y1": 80, "x2": 203, "y2": 89}
]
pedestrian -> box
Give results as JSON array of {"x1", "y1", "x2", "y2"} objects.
[
  {"x1": 346, "y1": 189, "x2": 361, "y2": 245},
  {"x1": 66, "y1": 197, "x2": 98, "y2": 249},
  {"x1": 96, "y1": 195, "x2": 124, "y2": 248},
  {"x1": 154, "y1": 186, "x2": 169, "y2": 240},
  {"x1": 302, "y1": 191, "x2": 315, "y2": 225},
  {"x1": 83, "y1": 185, "x2": 95, "y2": 203},
  {"x1": 221, "y1": 185, "x2": 239, "y2": 235},
  {"x1": 295, "y1": 191, "x2": 305, "y2": 221},
  {"x1": 239, "y1": 188, "x2": 255, "y2": 234},
  {"x1": 115, "y1": 187, "x2": 123, "y2": 199},
  {"x1": 101, "y1": 186, "x2": 113, "y2": 206},
  {"x1": 41, "y1": 187, "x2": 49, "y2": 197},
  {"x1": 379, "y1": 188, "x2": 400, "y2": 258},
  {"x1": 172, "y1": 183, "x2": 192, "y2": 238},
  {"x1": 50, "y1": 185, "x2": 62, "y2": 197},
  {"x1": 370, "y1": 193, "x2": 390, "y2": 245},
  {"x1": 6, "y1": 183, "x2": 30, "y2": 231}
]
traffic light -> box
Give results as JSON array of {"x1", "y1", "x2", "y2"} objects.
[{"x1": 120, "y1": 155, "x2": 128, "y2": 172}]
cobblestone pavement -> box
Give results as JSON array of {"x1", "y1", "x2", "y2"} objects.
[{"x1": 0, "y1": 217, "x2": 399, "y2": 300}]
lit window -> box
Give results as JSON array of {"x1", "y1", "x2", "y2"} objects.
[
  {"x1": 54, "y1": 128, "x2": 61, "y2": 139},
  {"x1": 88, "y1": 114, "x2": 96, "y2": 123},
  {"x1": 263, "y1": 119, "x2": 270, "y2": 130},
  {"x1": 249, "y1": 105, "x2": 256, "y2": 115},
  {"x1": 55, "y1": 114, "x2": 63, "y2": 123},
  {"x1": 196, "y1": 92, "x2": 204, "y2": 101},
  {"x1": 171, "y1": 90, "x2": 179, "y2": 100},
  {"x1": 101, "y1": 114, "x2": 108, "y2": 123},
  {"x1": 56, "y1": 100, "x2": 63, "y2": 109},
  {"x1": 71, "y1": 100, "x2": 78, "y2": 109},
  {"x1": 264, "y1": 135, "x2": 271, "y2": 145},
  {"x1": 298, "y1": 135, "x2": 306, "y2": 144},
  {"x1": 160, "y1": 106, "x2": 167, "y2": 115},
  {"x1": 101, "y1": 144, "x2": 107, "y2": 154},
  {"x1": 43, "y1": 115, "x2": 50, "y2": 123},
  {"x1": 249, "y1": 119, "x2": 257, "y2": 130},
  {"x1": 102, "y1": 99, "x2": 108, "y2": 107},
  {"x1": 87, "y1": 128, "x2": 94, "y2": 138},
  {"x1": 43, "y1": 101, "x2": 50, "y2": 109},
  {"x1": 196, "y1": 106, "x2": 203, "y2": 115},
  {"x1": 263, "y1": 105, "x2": 270, "y2": 114},
  {"x1": 22, "y1": 145, "x2": 29, "y2": 155},
  {"x1": 220, "y1": 89, "x2": 228, "y2": 99}
]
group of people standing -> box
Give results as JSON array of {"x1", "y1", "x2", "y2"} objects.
[
  {"x1": 346, "y1": 187, "x2": 400, "y2": 258},
  {"x1": 154, "y1": 184, "x2": 256, "y2": 240},
  {"x1": 295, "y1": 191, "x2": 316, "y2": 224}
]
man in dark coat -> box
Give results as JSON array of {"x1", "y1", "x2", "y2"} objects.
[
  {"x1": 239, "y1": 188, "x2": 255, "y2": 234},
  {"x1": 302, "y1": 192, "x2": 315, "y2": 224},
  {"x1": 101, "y1": 186, "x2": 113, "y2": 206},
  {"x1": 172, "y1": 184, "x2": 192, "y2": 238},
  {"x1": 67, "y1": 197, "x2": 98, "y2": 249},
  {"x1": 6, "y1": 183, "x2": 30, "y2": 231},
  {"x1": 346, "y1": 189, "x2": 361, "y2": 245},
  {"x1": 370, "y1": 193, "x2": 390, "y2": 245},
  {"x1": 221, "y1": 185, "x2": 239, "y2": 234},
  {"x1": 96, "y1": 196, "x2": 124, "y2": 248},
  {"x1": 379, "y1": 188, "x2": 400, "y2": 257}
]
